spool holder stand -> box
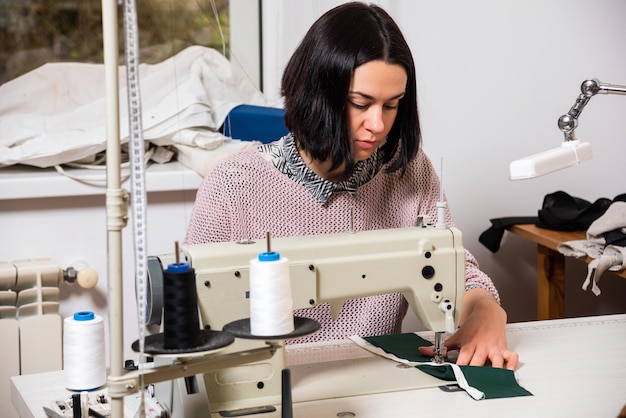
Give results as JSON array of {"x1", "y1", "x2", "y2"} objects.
[
  {"x1": 223, "y1": 317, "x2": 320, "y2": 341},
  {"x1": 107, "y1": 342, "x2": 280, "y2": 398},
  {"x1": 112, "y1": 325, "x2": 320, "y2": 398}
]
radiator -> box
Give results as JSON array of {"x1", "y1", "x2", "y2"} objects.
[{"x1": 0, "y1": 258, "x2": 63, "y2": 418}]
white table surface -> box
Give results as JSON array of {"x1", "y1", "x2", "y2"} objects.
[{"x1": 12, "y1": 314, "x2": 626, "y2": 418}]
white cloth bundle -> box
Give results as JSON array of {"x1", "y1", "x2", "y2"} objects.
[
  {"x1": 0, "y1": 45, "x2": 267, "y2": 168},
  {"x1": 558, "y1": 201, "x2": 626, "y2": 295}
]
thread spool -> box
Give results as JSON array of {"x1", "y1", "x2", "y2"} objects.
[
  {"x1": 63, "y1": 311, "x2": 106, "y2": 391},
  {"x1": 162, "y1": 261, "x2": 202, "y2": 350},
  {"x1": 249, "y1": 251, "x2": 294, "y2": 336}
]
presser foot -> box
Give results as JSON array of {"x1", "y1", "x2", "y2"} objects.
[{"x1": 433, "y1": 331, "x2": 445, "y2": 364}]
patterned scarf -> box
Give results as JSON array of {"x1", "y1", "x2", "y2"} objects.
[{"x1": 258, "y1": 133, "x2": 383, "y2": 205}]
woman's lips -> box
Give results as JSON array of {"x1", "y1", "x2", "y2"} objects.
[{"x1": 355, "y1": 140, "x2": 377, "y2": 150}]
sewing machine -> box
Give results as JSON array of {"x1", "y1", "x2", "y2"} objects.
[{"x1": 146, "y1": 220, "x2": 465, "y2": 416}]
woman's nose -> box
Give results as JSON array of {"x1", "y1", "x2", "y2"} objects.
[{"x1": 364, "y1": 106, "x2": 384, "y2": 133}]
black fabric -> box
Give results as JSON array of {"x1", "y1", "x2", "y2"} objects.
[
  {"x1": 479, "y1": 191, "x2": 626, "y2": 253},
  {"x1": 479, "y1": 217, "x2": 538, "y2": 253},
  {"x1": 536, "y1": 191, "x2": 612, "y2": 232},
  {"x1": 606, "y1": 194, "x2": 626, "y2": 246},
  {"x1": 605, "y1": 229, "x2": 626, "y2": 247}
]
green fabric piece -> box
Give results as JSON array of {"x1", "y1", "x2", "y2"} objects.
[{"x1": 364, "y1": 333, "x2": 533, "y2": 399}]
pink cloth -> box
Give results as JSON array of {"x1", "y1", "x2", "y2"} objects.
[{"x1": 185, "y1": 147, "x2": 499, "y2": 342}]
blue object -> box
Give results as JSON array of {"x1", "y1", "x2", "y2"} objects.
[
  {"x1": 74, "y1": 311, "x2": 95, "y2": 321},
  {"x1": 222, "y1": 105, "x2": 288, "y2": 144},
  {"x1": 167, "y1": 262, "x2": 191, "y2": 273},
  {"x1": 258, "y1": 251, "x2": 280, "y2": 262}
]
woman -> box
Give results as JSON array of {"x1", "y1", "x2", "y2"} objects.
[{"x1": 185, "y1": 2, "x2": 518, "y2": 370}]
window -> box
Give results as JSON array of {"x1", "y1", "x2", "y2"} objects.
[{"x1": 0, "y1": 0, "x2": 229, "y2": 85}]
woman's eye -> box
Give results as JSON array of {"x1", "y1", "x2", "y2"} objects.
[
  {"x1": 349, "y1": 101, "x2": 399, "y2": 111},
  {"x1": 350, "y1": 101, "x2": 368, "y2": 110}
]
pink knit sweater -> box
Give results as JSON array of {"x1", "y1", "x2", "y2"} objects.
[{"x1": 184, "y1": 147, "x2": 499, "y2": 342}]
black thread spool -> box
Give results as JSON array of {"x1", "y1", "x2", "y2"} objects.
[{"x1": 162, "y1": 262, "x2": 202, "y2": 350}]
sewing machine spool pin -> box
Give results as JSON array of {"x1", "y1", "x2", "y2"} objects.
[{"x1": 175, "y1": 241, "x2": 179, "y2": 264}]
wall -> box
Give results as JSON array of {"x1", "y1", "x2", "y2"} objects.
[{"x1": 256, "y1": 0, "x2": 626, "y2": 326}]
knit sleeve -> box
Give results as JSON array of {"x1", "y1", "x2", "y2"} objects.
[
  {"x1": 464, "y1": 250, "x2": 501, "y2": 304},
  {"x1": 184, "y1": 153, "x2": 245, "y2": 244},
  {"x1": 184, "y1": 176, "x2": 226, "y2": 244}
]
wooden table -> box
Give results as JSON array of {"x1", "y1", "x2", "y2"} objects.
[{"x1": 507, "y1": 223, "x2": 626, "y2": 320}]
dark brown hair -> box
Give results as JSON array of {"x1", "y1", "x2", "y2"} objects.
[{"x1": 281, "y1": 2, "x2": 420, "y2": 174}]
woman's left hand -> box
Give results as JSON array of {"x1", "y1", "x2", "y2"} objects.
[{"x1": 419, "y1": 288, "x2": 519, "y2": 370}]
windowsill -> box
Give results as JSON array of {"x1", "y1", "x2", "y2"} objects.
[{"x1": 0, "y1": 162, "x2": 202, "y2": 200}]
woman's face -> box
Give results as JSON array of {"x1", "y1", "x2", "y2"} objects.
[{"x1": 347, "y1": 60, "x2": 407, "y2": 162}]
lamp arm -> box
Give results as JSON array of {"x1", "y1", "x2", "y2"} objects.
[{"x1": 558, "y1": 79, "x2": 626, "y2": 141}]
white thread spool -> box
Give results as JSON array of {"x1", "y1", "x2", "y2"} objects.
[
  {"x1": 63, "y1": 311, "x2": 106, "y2": 391},
  {"x1": 249, "y1": 251, "x2": 294, "y2": 336}
]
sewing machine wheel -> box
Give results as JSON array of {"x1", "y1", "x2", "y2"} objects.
[
  {"x1": 131, "y1": 329, "x2": 235, "y2": 357},
  {"x1": 222, "y1": 316, "x2": 320, "y2": 340}
]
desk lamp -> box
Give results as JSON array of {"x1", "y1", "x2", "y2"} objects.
[{"x1": 510, "y1": 79, "x2": 626, "y2": 180}]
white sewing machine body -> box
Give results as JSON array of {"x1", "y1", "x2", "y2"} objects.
[{"x1": 151, "y1": 223, "x2": 466, "y2": 415}]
